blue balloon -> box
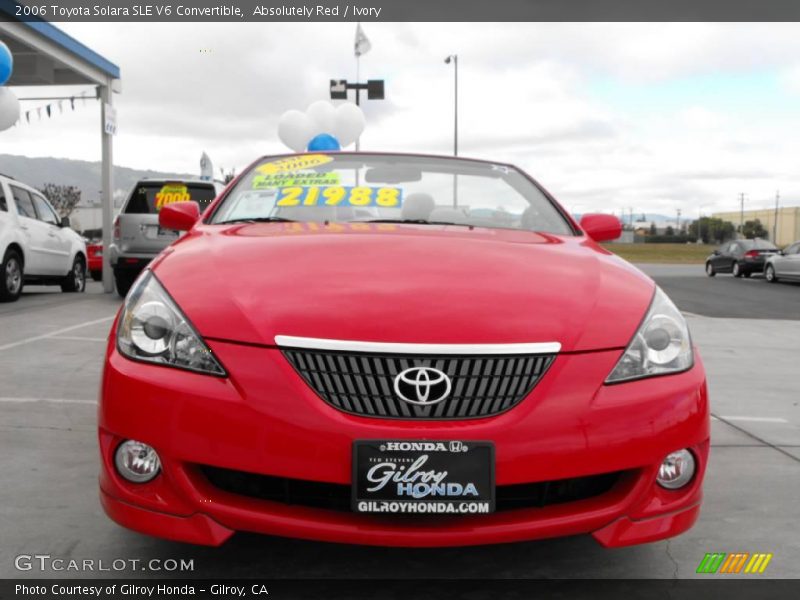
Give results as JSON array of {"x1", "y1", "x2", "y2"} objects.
[
  {"x1": 0, "y1": 41, "x2": 12, "y2": 86},
  {"x1": 306, "y1": 133, "x2": 340, "y2": 152}
]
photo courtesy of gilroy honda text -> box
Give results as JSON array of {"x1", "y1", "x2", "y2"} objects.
[{"x1": 99, "y1": 152, "x2": 708, "y2": 548}]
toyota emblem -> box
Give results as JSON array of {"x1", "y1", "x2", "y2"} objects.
[{"x1": 393, "y1": 367, "x2": 452, "y2": 406}]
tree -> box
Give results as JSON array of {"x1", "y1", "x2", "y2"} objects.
[
  {"x1": 665, "y1": 225, "x2": 675, "y2": 236},
  {"x1": 689, "y1": 217, "x2": 736, "y2": 244},
  {"x1": 649, "y1": 222, "x2": 657, "y2": 235},
  {"x1": 220, "y1": 167, "x2": 236, "y2": 184},
  {"x1": 38, "y1": 184, "x2": 81, "y2": 218},
  {"x1": 742, "y1": 219, "x2": 768, "y2": 239}
]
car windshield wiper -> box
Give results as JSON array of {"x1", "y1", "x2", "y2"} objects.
[
  {"x1": 216, "y1": 217, "x2": 297, "y2": 225},
  {"x1": 359, "y1": 219, "x2": 473, "y2": 228}
]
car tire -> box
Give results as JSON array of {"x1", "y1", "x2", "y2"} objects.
[
  {"x1": 0, "y1": 249, "x2": 24, "y2": 303},
  {"x1": 765, "y1": 264, "x2": 778, "y2": 283},
  {"x1": 61, "y1": 255, "x2": 86, "y2": 293},
  {"x1": 743, "y1": 271, "x2": 752, "y2": 278},
  {"x1": 90, "y1": 270, "x2": 103, "y2": 282},
  {"x1": 114, "y1": 269, "x2": 136, "y2": 298},
  {"x1": 732, "y1": 262, "x2": 743, "y2": 278},
  {"x1": 705, "y1": 262, "x2": 716, "y2": 277}
]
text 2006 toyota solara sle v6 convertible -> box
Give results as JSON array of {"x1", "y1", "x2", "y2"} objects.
[{"x1": 99, "y1": 152, "x2": 708, "y2": 547}]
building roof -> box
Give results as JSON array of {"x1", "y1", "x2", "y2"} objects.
[{"x1": 0, "y1": 1, "x2": 120, "y2": 85}]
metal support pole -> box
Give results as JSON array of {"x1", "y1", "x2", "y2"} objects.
[
  {"x1": 773, "y1": 190, "x2": 780, "y2": 243},
  {"x1": 454, "y1": 55, "x2": 458, "y2": 157},
  {"x1": 100, "y1": 84, "x2": 114, "y2": 293}
]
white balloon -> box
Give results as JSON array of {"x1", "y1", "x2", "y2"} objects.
[
  {"x1": 0, "y1": 88, "x2": 20, "y2": 131},
  {"x1": 306, "y1": 100, "x2": 336, "y2": 136},
  {"x1": 332, "y1": 102, "x2": 366, "y2": 147},
  {"x1": 277, "y1": 109, "x2": 313, "y2": 152}
]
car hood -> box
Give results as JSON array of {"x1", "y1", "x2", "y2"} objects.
[{"x1": 152, "y1": 223, "x2": 654, "y2": 353}]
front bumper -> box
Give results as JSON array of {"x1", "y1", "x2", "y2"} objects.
[{"x1": 98, "y1": 334, "x2": 710, "y2": 548}]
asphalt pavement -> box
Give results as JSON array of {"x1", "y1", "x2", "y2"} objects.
[{"x1": 0, "y1": 265, "x2": 798, "y2": 580}]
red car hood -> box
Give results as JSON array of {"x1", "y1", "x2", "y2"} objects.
[{"x1": 152, "y1": 223, "x2": 654, "y2": 353}]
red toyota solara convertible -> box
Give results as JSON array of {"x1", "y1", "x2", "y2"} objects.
[{"x1": 99, "y1": 152, "x2": 709, "y2": 548}]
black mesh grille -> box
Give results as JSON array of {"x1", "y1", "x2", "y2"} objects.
[
  {"x1": 281, "y1": 349, "x2": 555, "y2": 419},
  {"x1": 199, "y1": 465, "x2": 623, "y2": 513}
]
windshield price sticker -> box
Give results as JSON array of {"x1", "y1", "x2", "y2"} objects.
[
  {"x1": 252, "y1": 172, "x2": 340, "y2": 189},
  {"x1": 155, "y1": 184, "x2": 190, "y2": 210},
  {"x1": 276, "y1": 186, "x2": 404, "y2": 208},
  {"x1": 255, "y1": 154, "x2": 334, "y2": 175}
]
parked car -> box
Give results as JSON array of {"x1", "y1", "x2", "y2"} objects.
[
  {"x1": 0, "y1": 173, "x2": 87, "y2": 302},
  {"x1": 109, "y1": 179, "x2": 221, "y2": 297},
  {"x1": 87, "y1": 242, "x2": 103, "y2": 281},
  {"x1": 99, "y1": 152, "x2": 708, "y2": 548},
  {"x1": 765, "y1": 240, "x2": 800, "y2": 283},
  {"x1": 705, "y1": 239, "x2": 778, "y2": 278}
]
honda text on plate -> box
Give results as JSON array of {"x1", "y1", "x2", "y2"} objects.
[{"x1": 99, "y1": 153, "x2": 709, "y2": 547}]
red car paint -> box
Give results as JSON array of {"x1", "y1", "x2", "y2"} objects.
[
  {"x1": 99, "y1": 154, "x2": 709, "y2": 547},
  {"x1": 87, "y1": 243, "x2": 103, "y2": 281}
]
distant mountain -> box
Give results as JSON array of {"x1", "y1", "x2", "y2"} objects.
[{"x1": 0, "y1": 154, "x2": 198, "y2": 207}]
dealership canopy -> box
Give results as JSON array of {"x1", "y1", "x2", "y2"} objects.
[{"x1": 0, "y1": 6, "x2": 121, "y2": 292}]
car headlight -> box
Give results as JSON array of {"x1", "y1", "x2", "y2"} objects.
[
  {"x1": 117, "y1": 271, "x2": 226, "y2": 376},
  {"x1": 605, "y1": 286, "x2": 693, "y2": 383}
]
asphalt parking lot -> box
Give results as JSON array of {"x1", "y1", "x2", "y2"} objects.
[{"x1": 0, "y1": 264, "x2": 798, "y2": 580}]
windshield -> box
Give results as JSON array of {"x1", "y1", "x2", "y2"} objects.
[
  {"x1": 125, "y1": 182, "x2": 218, "y2": 214},
  {"x1": 209, "y1": 153, "x2": 575, "y2": 235}
]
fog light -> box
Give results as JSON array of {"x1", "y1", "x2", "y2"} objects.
[
  {"x1": 656, "y1": 449, "x2": 695, "y2": 489},
  {"x1": 114, "y1": 440, "x2": 161, "y2": 483}
]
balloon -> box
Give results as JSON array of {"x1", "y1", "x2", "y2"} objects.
[
  {"x1": 332, "y1": 102, "x2": 366, "y2": 147},
  {"x1": 277, "y1": 109, "x2": 313, "y2": 152},
  {"x1": 306, "y1": 100, "x2": 336, "y2": 135},
  {"x1": 307, "y1": 134, "x2": 341, "y2": 152},
  {"x1": 0, "y1": 88, "x2": 20, "y2": 131},
  {"x1": 0, "y1": 41, "x2": 12, "y2": 86}
]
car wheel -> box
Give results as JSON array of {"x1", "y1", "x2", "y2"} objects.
[
  {"x1": 90, "y1": 270, "x2": 103, "y2": 282},
  {"x1": 732, "y1": 262, "x2": 743, "y2": 278},
  {"x1": 114, "y1": 269, "x2": 136, "y2": 298},
  {"x1": 705, "y1": 262, "x2": 716, "y2": 277},
  {"x1": 765, "y1": 264, "x2": 778, "y2": 283},
  {"x1": 61, "y1": 255, "x2": 86, "y2": 293},
  {"x1": 0, "y1": 249, "x2": 24, "y2": 302}
]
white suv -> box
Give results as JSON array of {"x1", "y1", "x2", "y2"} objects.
[{"x1": 0, "y1": 174, "x2": 87, "y2": 302}]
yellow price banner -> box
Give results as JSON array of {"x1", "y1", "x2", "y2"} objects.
[
  {"x1": 155, "y1": 184, "x2": 191, "y2": 210},
  {"x1": 275, "y1": 186, "x2": 403, "y2": 208},
  {"x1": 255, "y1": 154, "x2": 334, "y2": 175}
]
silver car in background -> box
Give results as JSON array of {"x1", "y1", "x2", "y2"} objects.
[
  {"x1": 109, "y1": 179, "x2": 221, "y2": 296},
  {"x1": 765, "y1": 241, "x2": 800, "y2": 283}
]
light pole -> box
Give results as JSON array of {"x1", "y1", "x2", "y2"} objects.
[{"x1": 444, "y1": 54, "x2": 458, "y2": 156}]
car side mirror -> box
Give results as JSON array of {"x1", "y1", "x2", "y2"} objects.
[
  {"x1": 159, "y1": 201, "x2": 200, "y2": 232},
  {"x1": 712, "y1": 250, "x2": 721, "y2": 255},
  {"x1": 579, "y1": 213, "x2": 622, "y2": 242},
  {"x1": 60, "y1": 216, "x2": 70, "y2": 228}
]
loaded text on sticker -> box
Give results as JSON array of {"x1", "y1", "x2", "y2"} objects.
[
  {"x1": 255, "y1": 154, "x2": 334, "y2": 175},
  {"x1": 155, "y1": 184, "x2": 190, "y2": 210},
  {"x1": 252, "y1": 172, "x2": 340, "y2": 189},
  {"x1": 276, "y1": 186, "x2": 403, "y2": 208}
]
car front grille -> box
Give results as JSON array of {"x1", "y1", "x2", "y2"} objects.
[
  {"x1": 281, "y1": 349, "x2": 555, "y2": 419},
  {"x1": 199, "y1": 466, "x2": 624, "y2": 514}
]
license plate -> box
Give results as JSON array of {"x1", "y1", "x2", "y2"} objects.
[
  {"x1": 157, "y1": 226, "x2": 178, "y2": 236},
  {"x1": 353, "y1": 440, "x2": 495, "y2": 514}
]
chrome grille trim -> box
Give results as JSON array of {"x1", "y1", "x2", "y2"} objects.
[{"x1": 275, "y1": 335, "x2": 561, "y2": 355}]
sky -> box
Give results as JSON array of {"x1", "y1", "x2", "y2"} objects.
[{"x1": 3, "y1": 22, "x2": 800, "y2": 219}]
